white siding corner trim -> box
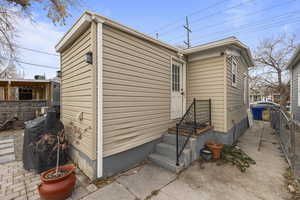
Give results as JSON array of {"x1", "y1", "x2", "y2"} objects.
[{"x1": 97, "y1": 21, "x2": 103, "y2": 178}]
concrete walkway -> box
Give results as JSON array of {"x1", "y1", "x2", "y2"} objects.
[
  {"x1": 0, "y1": 121, "x2": 291, "y2": 200},
  {"x1": 84, "y1": 121, "x2": 290, "y2": 200}
]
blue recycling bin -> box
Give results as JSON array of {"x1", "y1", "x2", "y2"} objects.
[{"x1": 251, "y1": 106, "x2": 266, "y2": 120}]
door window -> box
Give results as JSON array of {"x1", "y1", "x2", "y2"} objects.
[{"x1": 172, "y1": 64, "x2": 180, "y2": 92}]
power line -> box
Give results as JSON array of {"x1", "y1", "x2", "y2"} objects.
[
  {"x1": 156, "y1": 0, "x2": 255, "y2": 37},
  {"x1": 0, "y1": 56, "x2": 58, "y2": 70},
  {"x1": 190, "y1": 12, "x2": 300, "y2": 44},
  {"x1": 187, "y1": 16, "x2": 300, "y2": 47},
  {"x1": 147, "y1": 0, "x2": 229, "y2": 36},
  {"x1": 0, "y1": 41, "x2": 59, "y2": 56},
  {"x1": 166, "y1": 0, "x2": 298, "y2": 43},
  {"x1": 17, "y1": 46, "x2": 59, "y2": 57}
]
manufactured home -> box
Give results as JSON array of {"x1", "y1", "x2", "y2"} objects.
[{"x1": 55, "y1": 11, "x2": 254, "y2": 179}]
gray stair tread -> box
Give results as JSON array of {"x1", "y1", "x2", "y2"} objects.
[
  {"x1": 157, "y1": 143, "x2": 190, "y2": 154},
  {"x1": 163, "y1": 134, "x2": 190, "y2": 147},
  {"x1": 0, "y1": 139, "x2": 14, "y2": 144},
  {"x1": 149, "y1": 153, "x2": 183, "y2": 173}
]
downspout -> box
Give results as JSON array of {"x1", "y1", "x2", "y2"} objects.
[{"x1": 92, "y1": 14, "x2": 104, "y2": 178}]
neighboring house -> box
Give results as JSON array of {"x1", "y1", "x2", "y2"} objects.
[
  {"x1": 55, "y1": 11, "x2": 254, "y2": 180},
  {"x1": 288, "y1": 45, "x2": 300, "y2": 120},
  {"x1": 249, "y1": 88, "x2": 265, "y2": 103},
  {"x1": 0, "y1": 79, "x2": 60, "y2": 122}
]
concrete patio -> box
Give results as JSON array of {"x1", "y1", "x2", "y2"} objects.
[
  {"x1": 82, "y1": 121, "x2": 290, "y2": 200},
  {"x1": 0, "y1": 121, "x2": 292, "y2": 200}
]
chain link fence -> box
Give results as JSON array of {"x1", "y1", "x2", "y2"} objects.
[{"x1": 270, "y1": 108, "x2": 300, "y2": 176}]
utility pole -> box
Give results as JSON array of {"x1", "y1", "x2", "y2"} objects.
[{"x1": 183, "y1": 16, "x2": 192, "y2": 48}]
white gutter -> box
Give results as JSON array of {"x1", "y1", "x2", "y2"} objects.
[{"x1": 94, "y1": 17, "x2": 104, "y2": 178}]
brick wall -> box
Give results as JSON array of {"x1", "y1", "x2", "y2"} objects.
[{"x1": 0, "y1": 100, "x2": 48, "y2": 122}]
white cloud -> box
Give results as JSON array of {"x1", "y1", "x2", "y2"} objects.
[{"x1": 14, "y1": 16, "x2": 64, "y2": 79}]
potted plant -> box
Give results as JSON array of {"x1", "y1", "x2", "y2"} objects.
[
  {"x1": 205, "y1": 141, "x2": 224, "y2": 159},
  {"x1": 33, "y1": 129, "x2": 76, "y2": 200}
]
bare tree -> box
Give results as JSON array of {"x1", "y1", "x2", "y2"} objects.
[
  {"x1": 252, "y1": 34, "x2": 296, "y2": 108},
  {"x1": 0, "y1": 0, "x2": 78, "y2": 60}
]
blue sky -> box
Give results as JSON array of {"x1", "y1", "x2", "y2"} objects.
[{"x1": 14, "y1": 0, "x2": 300, "y2": 78}]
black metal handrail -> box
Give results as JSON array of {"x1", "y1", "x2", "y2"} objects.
[{"x1": 176, "y1": 98, "x2": 212, "y2": 166}]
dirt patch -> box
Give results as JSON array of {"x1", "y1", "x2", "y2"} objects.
[{"x1": 284, "y1": 168, "x2": 300, "y2": 199}]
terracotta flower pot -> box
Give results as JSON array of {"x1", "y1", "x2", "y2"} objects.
[
  {"x1": 205, "y1": 142, "x2": 224, "y2": 159},
  {"x1": 38, "y1": 164, "x2": 76, "y2": 200}
]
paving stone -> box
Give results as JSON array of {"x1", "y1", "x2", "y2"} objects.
[
  {"x1": 86, "y1": 184, "x2": 98, "y2": 193},
  {"x1": 13, "y1": 184, "x2": 25, "y2": 192},
  {"x1": 14, "y1": 195, "x2": 28, "y2": 200},
  {"x1": 0, "y1": 154, "x2": 15, "y2": 164},
  {"x1": 0, "y1": 143, "x2": 14, "y2": 149},
  {"x1": 3, "y1": 191, "x2": 19, "y2": 200},
  {"x1": 0, "y1": 148, "x2": 14, "y2": 155},
  {"x1": 0, "y1": 139, "x2": 14, "y2": 145},
  {"x1": 28, "y1": 194, "x2": 40, "y2": 200}
]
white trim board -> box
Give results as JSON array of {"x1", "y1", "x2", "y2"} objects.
[
  {"x1": 55, "y1": 14, "x2": 92, "y2": 52},
  {"x1": 96, "y1": 21, "x2": 103, "y2": 178}
]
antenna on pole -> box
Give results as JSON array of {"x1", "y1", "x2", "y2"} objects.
[{"x1": 183, "y1": 16, "x2": 192, "y2": 48}]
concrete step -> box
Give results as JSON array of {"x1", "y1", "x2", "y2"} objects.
[
  {"x1": 155, "y1": 143, "x2": 191, "y2": 166},
  {"x1": 148, "y1": 153, "x2": 183, "y2": 173},
  {"x1": 163, "y1": 133, "x2": 190, "y2": 147}
]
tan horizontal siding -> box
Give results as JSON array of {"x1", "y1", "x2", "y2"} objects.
[
  {"x1": 187, "y1": 56, "x2": 225, "y2": 132},
  {"x1": 226, "y1": 55, "x2": 248, "y2": 131},
  {"x1": 60, "y1": 25, "x2": 96, "y2": 160},
  {"x1": 103, "y1": 24, "x2": 177, "y2": 157}
]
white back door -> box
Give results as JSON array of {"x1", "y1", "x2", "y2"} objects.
[{"x1": 171, "y1": 59, "x2": 186, "y2": 119}]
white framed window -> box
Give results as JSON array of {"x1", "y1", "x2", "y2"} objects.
[
  {"x1": 231, "y1": 57, "x2": 237, "y2": 87},
  {"x1": 298, "y1": 73, "x2": 300, "y2": 106}
]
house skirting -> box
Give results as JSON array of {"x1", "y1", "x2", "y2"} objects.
[
  {"x1": 103, "y1": 138, "x2": 161, "y2": 177},
  {"x1": 69, "y1": 145, "x2": 97, "y2": 180},
  {"x1": 69, "y1": 117, "x2": 248, "y2": 180}
]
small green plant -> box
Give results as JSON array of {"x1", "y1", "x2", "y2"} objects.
[{"x1": 221, "y1": 144, "x2": 256, "y2": 172}]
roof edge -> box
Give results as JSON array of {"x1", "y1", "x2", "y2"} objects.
[
  {"x1": 55, "y1": 11, "x2": 181, "y2": 53},
  {"x1": 287, "y1": 45, "x2": 300, "y2": 69},
  {"x1": 55, "y1": 11, "x2": 93, "y2": 52},
  {"x1": 183, "y1": 37, "x2": 254, "y2": 67}
]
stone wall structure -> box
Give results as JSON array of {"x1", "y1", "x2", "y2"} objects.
[{"x1": 0, "y1": 100, "x2": 48, "y2": 122}]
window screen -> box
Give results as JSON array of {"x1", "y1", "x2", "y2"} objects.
[{"x1": 172, "y1": 64, "x2": 180, "y2": 92}]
